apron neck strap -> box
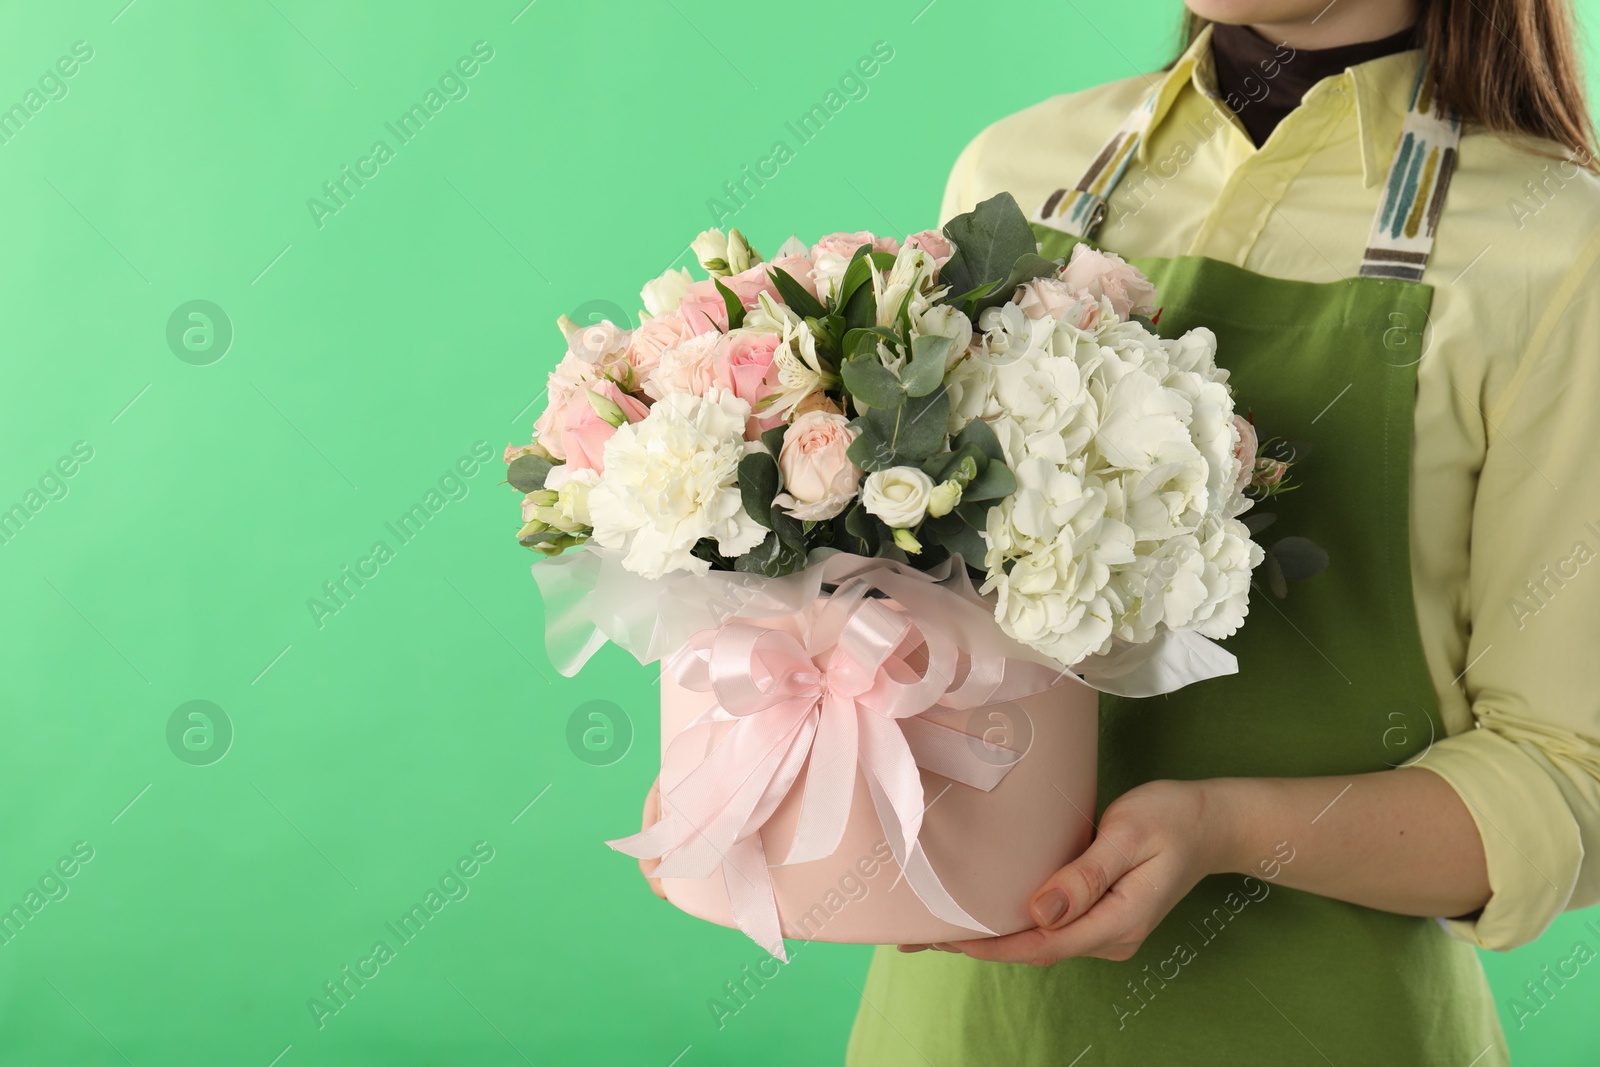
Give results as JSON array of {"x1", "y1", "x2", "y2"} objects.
[
  {"x1": 1032, "y1": 61, "x2": 1463, "y2": 282},
  {"x1": 1357, "y1": 65, "x2": 1462, "y2": 281}
]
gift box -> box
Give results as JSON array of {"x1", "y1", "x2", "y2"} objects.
[{"x1": 612, "y1": 568, "x2": 1099, "y2": 958}]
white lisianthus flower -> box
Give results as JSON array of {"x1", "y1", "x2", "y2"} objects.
[
  {"x1": 587, "y1": 389, "x2": 768, "y2": 578},
  {"x1": 537, "y1": 465, "x2": 601, "y2": 532},
  {"x1": 811, "y1": 250, "x2": 852, "y2": 303},
  {"x1": 692, "y1": 229, "x2": 731, "y2": 274},
  {"x1": 862, "y1": 467, "x2": 935, "y2": 528},
  {"x1": 640, "y1": 267, "x2": 693, "y2": 319}
]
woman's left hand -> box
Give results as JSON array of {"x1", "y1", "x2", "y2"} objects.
[{"x1": 901, "y1": 779, "x2": 1231, "y2": 966}]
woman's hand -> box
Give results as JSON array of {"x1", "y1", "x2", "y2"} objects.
[
  {"x1": 902, "y1": 779, "x2": 1231, "y2": 965},
  {"x1": 639, "y1": 777, "x2": 666, "y2": 900}
]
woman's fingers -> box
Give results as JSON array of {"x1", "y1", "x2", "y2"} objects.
[
  {"x1": 640, "y1": 778, "x2": 666, "y2": 900},
  {"x1": 1028, "y1": 827, "x2": 1143, "y2": 930}
]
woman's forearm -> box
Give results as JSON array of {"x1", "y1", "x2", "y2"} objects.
[{"x1": 1200, "y1": 768, "x2": 1491, "y2": 919}]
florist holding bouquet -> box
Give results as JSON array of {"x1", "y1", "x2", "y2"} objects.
[{"x1": 844, "y1": 0, "x2": 1600, "y2": 1064}]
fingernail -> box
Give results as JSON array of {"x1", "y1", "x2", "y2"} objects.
[
  {"x1": 898, "y1": 944, "x2": 929, "y2": 953},
  {"x1": 1033, "y1": 889, "x2": 1067, "y2": 927},
  {"x1": 931, "y1": 942, "x2": 959, "y2": 953}
]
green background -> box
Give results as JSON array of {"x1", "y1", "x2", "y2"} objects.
[{"x1": 1, "y1": 0, "x2": 1596, "y2": 1063}]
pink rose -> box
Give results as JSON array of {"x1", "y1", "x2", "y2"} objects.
[
  {"x1": 1231, "y1": 415, "x2": 1258, "y2": 493},
  {"x1": 1013, "y1": 277, "x2": 1100, "y2": 329},
  {"x1": 712, "y1": 330, "x2": 784, "y2": 437},
  {"x1": 560, "y1": 380, "x2": 649, "y2": 473},
  {"x1": 625, "y1": 312, "x2": 698, "y2": 381},
  {"x1": 765, "y1": 253, "x2": 820, "y2": 299},
  {"x1": 903, "y1": 229, "x2": 954, "y2": 268},
  {"x1": 678, "y1": 279, "x2": 731, "y2": 333},
  {"x1": 1058, "y1": 244, "x2": 1160, "y2": 321},
  {"x1": 810, "y1": 230, "x2": 899, "y2": 261},
  {"x1": 775, "y1": 411, "x2": 862, "y2": 520},
  {"x1": 532, "y1": 352, "x2": 602, "y2": 460},
  {"x1": 720, "y1": 261, "x2": 783, "y2": 309}
]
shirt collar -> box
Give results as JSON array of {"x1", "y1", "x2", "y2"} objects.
[{"x1": 1141, "y1": 23, "x2": 1426, "y2": 187}]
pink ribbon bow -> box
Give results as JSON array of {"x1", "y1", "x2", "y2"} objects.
[{"x1": 608, "y1": 576, "x2": 1069, "y2": 960}]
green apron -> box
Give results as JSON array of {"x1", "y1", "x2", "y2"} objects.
[{"x1": 847, "y1": 73, "x2": 1508, "y2": 1066}]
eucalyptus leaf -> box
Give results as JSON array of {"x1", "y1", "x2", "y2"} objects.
[
  {"x1": 737, "y1": 452, "x2": 780, "y2": 528},
  {"x1": 507, "y1": 454, "x2": 554, "y2": 493},
  {"x1": 962, "y1": 460, "x2": 1016, "y2": 502},
  {"x1": 971, "y1": 253, "x2": 1060, "y2": 316},
  {"x1": 952, "y1": 417, "x2": 1006, "y2": 463},
  {"x1": 735, "y1": 532, "x2": 807, "y2": 577},
  {"x1": 843, "y1": 503, "x2": 880, "y2": 556},
  {"x1": 903, "y1": 334, "x2": 952, "y2": 397},
  {"x1": 841, "y1": 356, "x2": 907, "y2": 410},
  {"x1": 938, "y1": 193, "x2": 1040, "y2": 305},
  {"x1": 847, "y1": 387, "x2": 949, "y2": 470},
  {"x1": 1242, "y1": 512, "x2": 1278, "y2": 537},
  {"x1": 1270, "y1": 536, "x2": 1329, "y2": 580},
  {"x1": 1264, "y1": 552, "x2": 1288, "y2": 599}
]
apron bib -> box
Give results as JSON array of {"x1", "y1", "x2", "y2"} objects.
[{"x1": 847, "y1": 69, "x2": 1508, "y2": 1066}]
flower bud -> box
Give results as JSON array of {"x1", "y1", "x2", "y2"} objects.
[
  {"x1": 927, "y1": 479, "x2": 963, "y2": 518},
  {"x1": 892, "y1": 527, "x2": 923, "y2": 554}
]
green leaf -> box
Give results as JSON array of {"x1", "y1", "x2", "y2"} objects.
[
  {"x1": 843, "y1": 504, "x2": 880, "y2": 556},
  {"x1": 926, "y1": 510, "x2": 988, "y2": 567},
  {"x1": 847, "y1": 387, "x2": 949, "y2": 471},
  {"x1": 737, "y1": 452, "x2": 780, "y2": 528},
  {"x1": 507, "y1": 454, "x2": 554, "y2": 493},
  {"x1": 1263, "y1": 551, "x2": 1288, "y2": 599},
  {"x1": 841, "y1": 355, "x2": 906, "y2": 410},
  {"x1": 772, "y1": 507, "x2": 807, "y2": 549},
  {"x1": 714, "y1": 278, "x2": 745, "y2": 330},
  {"x1": 962, "y1": 459, "x2": 1016, "y2": 502},
  {"x1": 972, "y1": 253, "x2": 1059, "y2": 316},
  {"x1": 952, "y1": 417, "x2": 1006, "y2": 463},
  {"x1": 1269, "y1": 536, "x2": 1329, "y2": 581},
  {"x1": 760, "y1": 424, "x2": 788, "y2": 457},
  {"x1": 902, "y1": 334, "x2": 951, "y2": 397},
  {"x1": 768, "y1": 266, "x2": 826, "y2": 320},
  {"x1": 922, "y1": 441, "x2": 983, "y2": 483},
  {"x1": 734, "y1": 531, "x2": 807, "y2": 577},
  {"x1": 938, "y1": 193, "x2": 1040, "y2": 306},
  {"x1": 841, "y1": 326, "x2": 901, "y2": 362},
  {"x1": 834, "y1": 250, "x2": 896, "y2": 316},
  {"x1": 1242, "y1": 512, "x2": 1277, "y2": 537}
]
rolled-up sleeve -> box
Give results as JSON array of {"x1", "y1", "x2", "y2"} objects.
[{"x1": 1409, "y1": 232, "x2": 1600, "y2": 950}]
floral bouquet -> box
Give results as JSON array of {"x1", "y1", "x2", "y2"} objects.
[{"x1": 505, "y1": 193, "x2": 1295, "y2": 955}]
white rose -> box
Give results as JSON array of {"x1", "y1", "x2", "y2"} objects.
[
  {"x1": 640, "y1": 267, "x2": 693, "y2": 319},
  {"x1": 861, "y1": 466, "x2": 935, "y2": 528}
]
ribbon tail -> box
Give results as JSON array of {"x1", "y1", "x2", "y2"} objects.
[
  {"x1": 723, "y1": 835, "x2": 788, "y2": 962},
  {"x1": 779, "y1": 692, "x2": 858, "y2": 866},
  {"x1": 862, "y1": 767, "x2": 995, "y2": 938}
]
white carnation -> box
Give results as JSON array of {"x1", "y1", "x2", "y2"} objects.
[{"x1": 587, "y1": 389, "x2": 768, "y2": 578}]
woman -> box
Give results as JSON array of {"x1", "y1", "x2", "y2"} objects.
[{"x1": 845, "y1": 1, "x2": 1600, "y2": 1063}]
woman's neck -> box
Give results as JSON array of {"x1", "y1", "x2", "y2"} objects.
[{"x1": 1246, "y1": 1, "x2": 1419, "y2": 51}]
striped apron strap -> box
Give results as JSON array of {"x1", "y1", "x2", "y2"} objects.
[
  {"x1": 1033, "y1": 85, "x2": 1162, "y2": 240},
  {"x1": 1358, "y1": 65, "x2": 1462, "y2": 281}
]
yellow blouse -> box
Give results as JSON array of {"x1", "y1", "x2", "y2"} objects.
[{"x1": 940, "y1": 25, "x2": 1600, "y2": 951}]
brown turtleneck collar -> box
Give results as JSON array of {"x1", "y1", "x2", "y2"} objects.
[{"x1": 1209, "y1": 22, "x2": 1419, "y2": 147}]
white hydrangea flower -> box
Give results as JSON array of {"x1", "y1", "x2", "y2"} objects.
[{"x1": 587, "y1": 389, "x2": 767, "y2": 578}]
